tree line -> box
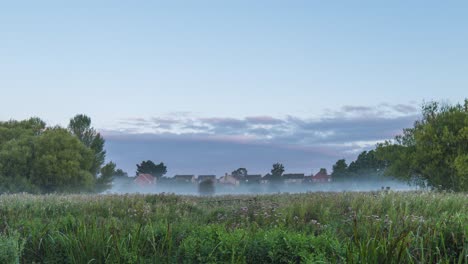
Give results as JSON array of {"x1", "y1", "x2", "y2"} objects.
[
  {"x1": 331, "y1": 150, "x2": 386, "y2": 181},
  {"x1": 2, "y1": 99, "x2": 467, "y2": 193},
  {"x1": 0, "y1": 114, "x2": 125, "y2": 194},
  {"x1": 331, "y1": 99, "x2": 468, "y2": 192}
]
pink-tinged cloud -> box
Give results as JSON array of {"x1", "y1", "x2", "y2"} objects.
[
  {"x1": 107, "y1": 103, "x2": 419, "y2": 159},
  {"x1": 245, "y1": 116, "x2": 284, "y2": 125}
]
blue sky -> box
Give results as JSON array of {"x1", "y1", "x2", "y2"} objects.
[{"x1": 1, "y1": 1, "x2": 467, "y2": 175}]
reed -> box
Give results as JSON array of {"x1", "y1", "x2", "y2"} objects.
[{"x1": 0, "y1": 191, "x2": 466, "y2": 263}]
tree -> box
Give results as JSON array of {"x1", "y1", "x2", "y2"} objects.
[
  {"x1": 68, "y1": 114, "x2": 106, "y2": 176},
  {"x1": 376, "y1": 99, "x2": 468, "y2": 191},
  {"x1": 270, "y1": 163, "x2": 285, "y2": 183},
  {"x1": 347, "y1": 150, "x2": 385, "y2": 180},
  {"x1": 0, "y1": 134, "x2": 38, "y2": 193},
  {"x1": 232, "y1": 168, "x2": 248, "y2": 179},
  {"x1": 454, "y1": 154, "x2": 468, "y2": 189},
  {"x1": 30, "y1": 127, "x2": 95, "y2": 192},
  {"x1": 0, "y1": 116, "x2": 117, "y2": 194},
  {"x1": 114, "y1": 169, "x2": 128, "y2": 178},
  {"x1": 96, "y1": 161, "x2": 116, "y2": 192},
  {"x1": 0, "y1": 117, "x2": 45, "y2": 145},
  {"x1": 95, "y1": 162, "x2": 127, "y2": 192},
  {"x1": 136, "y1": 160, "x2": 167, "y2": 178},
  {"x1": 331, "y1": 159, "x2": 348, "y2": 180},
  {"x1": 0, "y1": 118, "x2": 46, "y2": 193}
]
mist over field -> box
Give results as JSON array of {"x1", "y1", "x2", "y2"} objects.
[{"x1": 107, "y1": 177, "x2": 416, "y2": 195}]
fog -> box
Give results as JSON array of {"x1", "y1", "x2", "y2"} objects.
[{"x1": 106, "y1": 177, "x2": 418, "y2": 196}]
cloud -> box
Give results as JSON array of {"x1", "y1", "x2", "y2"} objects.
[
  {"x1": 392, "y1": 104, "x2": 419, "y2": 114},
  {"x1": 103, "y1": 103, "x2": 420, "y2": 175},
  {"x1": 326, "y1": 103, "x2": 419, "y2": 119},
  {"x1": 111, "y1": 103, "x2": 419, "y2": 147},
  {"x1": 245, "y1": 116, "x2": 284, "y2": 125}
]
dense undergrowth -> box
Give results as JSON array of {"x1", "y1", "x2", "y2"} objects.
[{"x1": 0, "y1": 192, "x2": 466, "y2": 263}]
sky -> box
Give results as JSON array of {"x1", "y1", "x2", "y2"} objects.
[{"x1": 1, "y1": 1, "x2": 467, "y2": 175}]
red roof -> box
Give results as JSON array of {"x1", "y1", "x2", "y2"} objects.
[
  {"x1": 312, "y1": 170, "x2": 331, "y2": 182},
  {"x1": 134, "y1": 173, "x2": 155, "y2": 186},
  {"x1": 313, "y1": 171, "x2": 329, "y2": 179}
]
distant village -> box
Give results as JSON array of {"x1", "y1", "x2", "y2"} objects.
[{"x1": 133, "y1": 168, "x2": 332, "y2": 187}]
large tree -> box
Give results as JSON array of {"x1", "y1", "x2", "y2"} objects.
[
  {"x1": 270, "y1": 163, "x2": 285, "y2": 184},
  {"x1": 347, "y1": 150, "x2": 385, "y2": 179},
  {"x1": 30, "y1": 127, "x2": 95, "y2": 192},
  {"x1": 0, "y1": 118, "x2": 46, "y2": 193},
  {"x1": 331, "y1": 159, "x2": 348, "y2": 180},
  {"x1": 68, "y1": 114, "x2": 105, "y2": 176},
  {"x1": 0, "y1": 131, "x2": 37, "y2": 193},
  {"x1": 136, "y1": 160, "x2": 167, "y2": 179},
  {"x1": 376, "y1": 99, "x2": 468, "y2": 191},
  {"x1": 0, "y1": 116, "x2": 115, "y2": 194}
]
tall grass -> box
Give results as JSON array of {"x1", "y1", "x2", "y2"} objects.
[{"x1": 0, "y1": 191, "x2": 466, "y2": 263}]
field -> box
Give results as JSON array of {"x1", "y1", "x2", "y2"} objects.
[{"x1": 0, "y1": 191, "x2": 467, "y2": 263}]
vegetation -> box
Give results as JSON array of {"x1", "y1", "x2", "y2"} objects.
[
  {"x1": 270, "y1": 163, "x2": 285, "y2": 184},
  {"x1": 0, "y1": 115, "x2": 122, "y2": 194},
  {"x1": 68, "y1": 114, "x2": 106, "y2": 177},
  {"x1": 96, "y1": 162, "x2": 127, "y2": 193},
  {"x1": 232, "y1": 168, "x2": 248, "y2": 179},
  {"x1": 330, "y1": 99, "x2": 468, "y2": 192},
  {"x1": 376, "y1": 99, "x2": 468, "y2": 191},
  {"x1": 0, "y1": 192, "x2": 465, "y2": 263},
  {"x1": 331, "y1": 150, "x2": 385, "y2": 182},
  {"x1": 136, "y1": 160, "x2": 167, "y2": 178}
]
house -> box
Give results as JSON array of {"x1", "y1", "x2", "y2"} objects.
[
  {"x1": 312, "y1": 169, "x2": 332, "y2": 183},
  {"x1": 197, "y1": 175, "x2": 216, "y2": 183},
  {"x1": 158, "y1": 177, "x2": 174, "y2": 184},
  {"x1": 174, "y1": 175, "x2": 195, "y2": 184},
  {"x1": 261, "y1": 173, "x2": 272, "y2": 184},
  {"x1": 283, "y1": 173, "x2": 305, "y2": 184},
  {"x1": 245, "y1": 174, "x2": 262, "y2": 184},
  {"x1": 219, "y1": 173, "x2": 240, "y2": 185},
  {"x1": 134, "y1": 173, "x2": 156, "y2": 187},
  {"x1": 303, "y1": 175, "x2": 313, "y2": 183}
]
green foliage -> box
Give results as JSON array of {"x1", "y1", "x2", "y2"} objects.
[
  {"x1": 31, "y1": 127, "x2": 95, "y2": 192},
  {"x1": 95, "y1": 162, "x2": 128, "y2": 193},
  {"x1": 96, "y1": 161, "x2": 121, "y2": 193},
  {"x1": 68, "y1": 114, "x2": 106, "y2": 176},
  {"x1": 136, "y1": 160, "x2": 167, "y2": 178},
  {"x1": 376, "y1": 99, "x2": 468, "y2": 191},
  {"x1": 232, "y1": 168, "x2": 248, "y2": 179},
  {"x1": 0, "y1": 115, "x2": 115, "y2": 193},
  {"x1": 348, "y1": 150, "x2": 385, "y2": 174},
  {"x1": 0, "y1": 230, "x2": 24, "y2": 264},
  {"x1": 0, "y1": 117, "x2": 45, "y2": 145},
  {"x1": 114, "y1": 168, "x2": 128, "y2": 177},
  {"x1": 331, "y1": 159, "x2": 348, "y2": 179},
  {"x1": 331, "y1": 151, "x2": 385, "y2": 182},
  {"x1": 454, "y1": 155, "x2": 468, "y2": 188},
  {"x1": 0, "y1": 192, "x2": 465, "y2": 263},
  {"x1": 270, "y1": 163, "x2": 285, "y2": 184}
]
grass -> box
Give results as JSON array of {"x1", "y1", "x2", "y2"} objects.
[{"x1": 0, "y1": 191, "x2": 466, "y2": 263}]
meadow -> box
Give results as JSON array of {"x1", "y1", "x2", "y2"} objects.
[{"x1": 0, "y1": 191, "x2": 466, "y2": 263}]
